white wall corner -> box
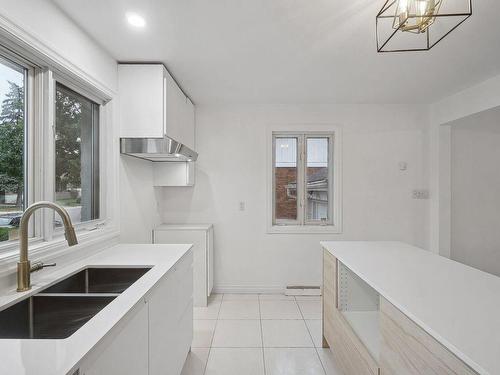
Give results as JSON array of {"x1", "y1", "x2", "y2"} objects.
[{"x1": 431, "y1": 73, "x2": 500, "y2": 126}]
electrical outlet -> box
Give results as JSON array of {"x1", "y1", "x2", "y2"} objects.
[
  {"x1": 239, "y1": 201, "x2": 245, "y2": 211},
  {"x1": 412, "y1": 189, "x2": 429, "y2": 199}
]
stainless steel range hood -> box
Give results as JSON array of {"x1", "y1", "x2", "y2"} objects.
[{"x1": 120, "y1": 136, "x2": 198, "y2": 162}]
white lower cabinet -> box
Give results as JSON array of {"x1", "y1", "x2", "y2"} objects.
[
  {"x1": 149, "y1": 253, "x2": 193, "y2": 375},
  {"x1": 154, "y1": 224, "x2": 213, "y2": 307},
  {"x1": 79, "y1": 300, "x2": 149, "y2": 375},
  {"x1": 77, "y1": 251, "x2": 193, "y2": 375}
]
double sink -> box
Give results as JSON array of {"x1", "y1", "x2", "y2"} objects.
[{"x1": 0, "y1": 267, "x2": 150, "y2": 340}]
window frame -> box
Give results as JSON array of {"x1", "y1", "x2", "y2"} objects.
[
  {"x1": 304, "y1": 134, "x2": 334, "y2": 226},
  {"x1": 272, "y1": 134, "x2": 302, "y2": 226},
  {"x1": 48, "y1": 74, "x2": 108, "y2": 240},
  {"x1": 0, "y1": 45, "x2": 113, "y2": 259},
  {"x1": 0, "y1": 47, "x2": 43, "y2": 250},
  {"x1": 268, "y1": 127, "x2": 342, "y2": 234},
  {"x1": 52, "y1": 81, "x2": 101, "y2": 229}
]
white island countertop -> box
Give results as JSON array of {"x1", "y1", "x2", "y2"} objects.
[
  {"x1": 0, "y1": 243, "x2": 192, "y2": 375},
  {"x1": 321, "y1": 241, "x2": 500, "y2": 375}
]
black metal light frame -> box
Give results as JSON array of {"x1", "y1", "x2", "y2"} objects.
[{"x1": 376, "y1": 0, "x2": 472, "y2": 53}]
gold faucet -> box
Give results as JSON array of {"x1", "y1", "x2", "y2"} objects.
[{"x1": 17, "y1": 201, "x2": 78, "y2": 292}]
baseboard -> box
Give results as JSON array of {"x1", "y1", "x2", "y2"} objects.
[
  {"x1": 213, "y1": 284, "x2": 285, "y2": 295},
  {"x1": 285, "y1": 285, "x2": 322, "y2": 296}
]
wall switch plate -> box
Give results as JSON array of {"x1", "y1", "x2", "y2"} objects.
[{"x1": 412, "y1": 189, "x2": 429, "y2": 199}]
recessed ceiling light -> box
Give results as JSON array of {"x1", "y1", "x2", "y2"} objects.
[{"x1": 126, "y1": 12, "x2": 146, "y2": 28}]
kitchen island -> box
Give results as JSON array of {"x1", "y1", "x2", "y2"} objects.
[
  {"x1": 321, "y1": 241, "x2": 500, "y2": 375},
  {"x1": 0, "y1": 243, "x2": 193, "y2": 375}
]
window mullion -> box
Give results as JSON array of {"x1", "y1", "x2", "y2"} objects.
[
  {"x1": 30, "y1": 67, "x2": 45, "y2": 239},
  {"x1": 271, "y1": 135, "x2": 276, "y2": 225},
  {"x1": 299, "y1": 134, "x2": 305, "y2": 226},
  {"x1": 329, "y1": 135, "x2": 334, "y2": 225},
  {"x1": 42, "y1": 69, "x2": 56, "y2": 241},
  {"x1": 303, "y1": 134, "x2": 308, "y2": 226}
]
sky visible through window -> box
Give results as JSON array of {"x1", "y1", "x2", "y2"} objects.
[
  {"x1": 0, "y1": 58, "x2": 25, "y2": 242},
  {"x1": 0, "y1": 62, "x2": 23, "y2": 103}
]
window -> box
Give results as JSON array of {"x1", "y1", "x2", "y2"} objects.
[
  {"x1": 55, "y1": 83, "x2": 100, "y2": 226},
  {"x1": 0, "y1": 55, "x2": 27, "y2": 242},
  {"x1": 272, "y1": 131, "x2": 340, "y2": 231},
  {"x1": 0, "y1": 42, "x2": 109, "y2": 257}
]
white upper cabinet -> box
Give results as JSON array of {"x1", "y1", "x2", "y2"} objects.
[
  {"x1": 182, "y1": 97, "x2": 196, "y2": 150},
  {"x1": 119, "y1": 64, "x2": 166, "y2": 138},
  {"x1": 119, "y1": 64, "x2": 195, "y2": 149}
]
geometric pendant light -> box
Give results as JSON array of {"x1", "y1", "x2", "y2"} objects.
[{"x1": 376, "y1": 0, "x2": 472, "y2": 52}]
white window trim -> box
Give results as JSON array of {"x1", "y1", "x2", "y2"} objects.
[
  {"x1": 0, "y1": 19, "x2": 119, "y2": 264},
  {"x1": 267, "y1": 124, "x2": 343, "y2": 234},
  {"x1": 49, "y1": 74, "x2": 108, "y2": 239}
]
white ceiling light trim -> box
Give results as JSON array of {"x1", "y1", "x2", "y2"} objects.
[{"x1": 126, "y1": 12, "x2": 146, "y2": 28}]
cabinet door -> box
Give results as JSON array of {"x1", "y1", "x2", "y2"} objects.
[
  {"x1": 322, "y1": 250, "x2": 378, "y2": 375},
  {"x1": 165, "y1": 73, "x2": 195, "y2": 149},
  {"x1": 183, "y1": 97, "x2": 196, "y2": 150},
  {"x1": 207, "y1": 226, "x2": 214, "y2": 297},
  {"x1": 165, "y1": 73, "x2": 184, "y2": 143},
  {"x1": 148, "y1": 252, "x2": 193, "y2": 375},
  {"x1": 154, "y1": 230, "x2": 206, "y2": 306},
  {"x1": 323, "y1": 250, "x2": 337, "y2": 347},
  {"x1": 379, "y1": 298, "x2": 478, "y2": 375},
  {"x1": 79, "y1": 301, "x2": 149, "y2": 375},
  {"x1": 119, "y1": 64, "x2": 165, "y2": 138}
]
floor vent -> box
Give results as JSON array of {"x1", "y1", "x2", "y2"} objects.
[{"x1": 285, "y1": 285, "x2": 321, "y2": 296}]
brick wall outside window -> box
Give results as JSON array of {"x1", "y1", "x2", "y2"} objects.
[{"x1": 275, "y1": 167, "x2": 325, "y2": 220}]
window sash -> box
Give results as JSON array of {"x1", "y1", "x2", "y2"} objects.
[
  {"x1": 272, "y1": 132, "x2": 334, "y2": 227},
  {"x1": 304, "y1": 134, "x2": 334, "y2": 226},
  {"x1": 0, "y1": 48, "x2": 108, "y2": 255},
  {"x1": 54, "y1": 82, "x2": 100, "y2": 226},
  {"x1": 0, "y1": 50, "x2": 41, "y2": 251},
  {"x1": 273, "y1": 135, "x2": 302, "y2": 225}
]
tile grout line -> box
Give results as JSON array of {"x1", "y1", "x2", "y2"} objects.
[
  {"x1": 202, "y1": 294, "x2": 224, "y2": 375},
  {"x1": 296, "y1": 296, "x2": 328, "y2": 375},
  {"x1": 258, "y1": 294, "x2": 267, "y2": 375}
]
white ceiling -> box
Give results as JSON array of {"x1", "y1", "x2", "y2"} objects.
[{"x1": 52, "y1": 0, "x2": 500, "y2": 105}]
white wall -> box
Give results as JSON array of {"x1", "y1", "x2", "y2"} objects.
[
  {"x1": 0, "y1": 0, "x2": 116, "y2": 93},
  {"x1": 159, "y1": 104, "x2": 430, "y2": 292},
  {"x1": 449, "y1": 107, "x2": 500, "y2": 276}
]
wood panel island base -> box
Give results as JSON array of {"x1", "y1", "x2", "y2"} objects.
[{"x1": 321, "y1": 242, "x2": 499, "y2": 375}]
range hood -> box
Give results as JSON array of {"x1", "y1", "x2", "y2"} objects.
[{"x1": 120, "y1": 136, "x2": 198, "y2": 162}]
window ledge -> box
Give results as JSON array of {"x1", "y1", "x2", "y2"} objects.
[
  {"x1": 0, "y1": 227, "x2": 119, "y2": 277},
  {"x1": 267, "y1": 225, "x2": 342, "y2": 234}
]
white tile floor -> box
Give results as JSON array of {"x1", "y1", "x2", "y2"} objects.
[{"x1": 181, "y1": 294, "x2": 343, "y2": 375}]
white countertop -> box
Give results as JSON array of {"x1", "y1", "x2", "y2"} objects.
[
  {"x1": 0, "y1": 243, "x2": 192, "y2": 375},
  {"x1": 155, "y1": 223, "x2": 213, "y2": 231},
  {"x1": 321, "y1": 241, "x2": 500, "y2": 375}
]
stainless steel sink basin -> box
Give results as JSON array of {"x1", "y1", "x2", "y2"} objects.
[
  {"x1": 0, "y1": 267, "x2": 151, "y2": 339},
  {"x1": 40, "y1": 267, "x2": 150, "y2": 294},
  {"x1": 0, "y1": 295, "x2": 116, "y2": 339}
]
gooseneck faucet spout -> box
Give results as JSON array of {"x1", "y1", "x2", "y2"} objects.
[{"x1": 17, "y1": 201, "x2": 78, "y2": 292}]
